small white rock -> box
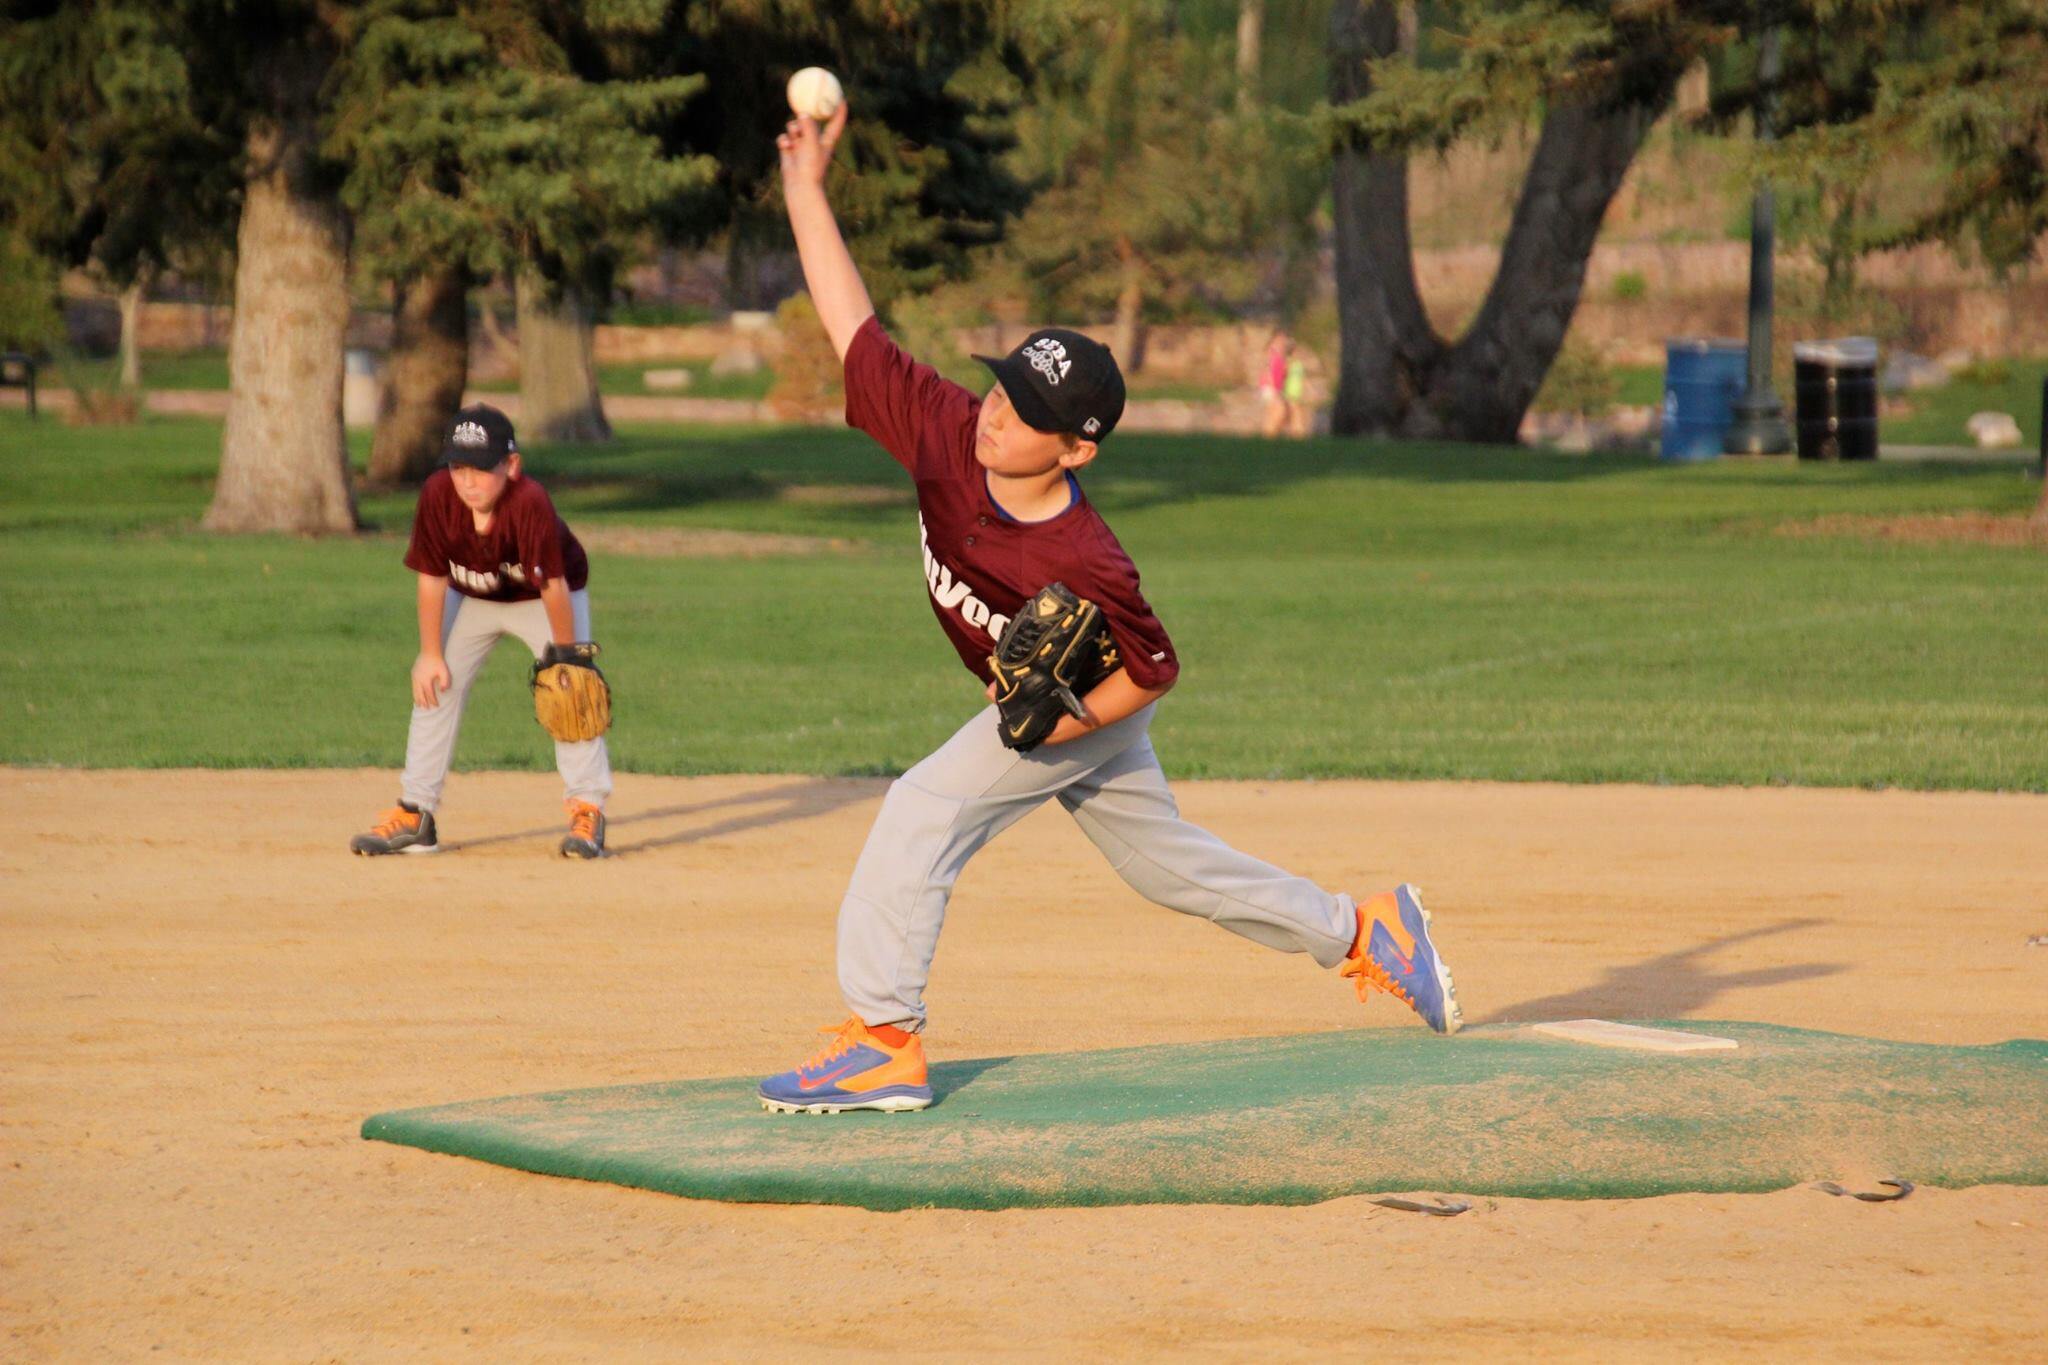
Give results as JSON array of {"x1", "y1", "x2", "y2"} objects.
[
  {"x1": 709, "y1": 346, "x2": 763, "y2": 376},
  {"x1": 643, "y1": 367, "x2": 693, "y2": 391},
  {"x1": 1965, "y1": 410, "x2": 2022, "y2": 449}
]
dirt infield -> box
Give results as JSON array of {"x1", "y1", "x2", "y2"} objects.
[{"x1": 5, "y1": 769, "x2": 2046, "y2": 1359}]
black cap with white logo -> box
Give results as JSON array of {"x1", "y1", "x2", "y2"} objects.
[
  {"x1": 442, "y1": 403, "x2": 518, "y2": 468},
  {"x1": 973, "y1": 328, "x2": 1127, "y2": 442}
]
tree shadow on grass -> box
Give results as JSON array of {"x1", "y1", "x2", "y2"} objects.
[
  {"x1": 379, "y1": 437, "x2": 2014, "y2": 559},
  {"x1": 513, "y1": 427, "x2": 1665, "y2": 524},
  {"x1": 1475, "y1": 918, "x2": 1845, "y2": 1027},
  {"x1": 437, "y1": 776, "x2": 878, "y2": 856}
]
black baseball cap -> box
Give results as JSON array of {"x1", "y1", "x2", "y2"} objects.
[
  {"x1": 973, "y1": 328, "x2": 1127, "y2": 442},
  {"x1": 442, "y1": 403, "x2": 518, "y2": 468}
]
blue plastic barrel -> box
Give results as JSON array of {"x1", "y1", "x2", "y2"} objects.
[{"x1": 1660, "y1": 338, "x2": 1747, "y2": 461}]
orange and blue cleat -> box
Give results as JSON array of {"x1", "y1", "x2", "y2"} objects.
[
  {"x1": 1340, "y1": 883, "x2": 1463, "y2": 1034},
  {"x1": 759, "y1": 1017, "x2": 934, "y2": 1114}
]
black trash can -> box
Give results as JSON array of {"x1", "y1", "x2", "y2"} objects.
[{"x1": 1793, "y1": 337, "x2": 1879, "y2": 460}]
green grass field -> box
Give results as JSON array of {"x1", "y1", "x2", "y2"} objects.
[{"x1": 3, "y1": 411, "x2": 2042, "y2": 788}]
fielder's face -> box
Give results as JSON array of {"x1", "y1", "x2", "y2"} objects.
[
  {"x1": 974, "y1": 383, "x2": 1095, "y2": 478},
  {"x1": 449, "y1": 455, "x2": 517, "y2": 512}
]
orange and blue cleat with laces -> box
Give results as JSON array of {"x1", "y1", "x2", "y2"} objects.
[
  {"x1": 759, "y1": 1017, "x2": 934, "y2": 1114},
  {"x1": 1340, "y1": 883, "x2": 1463, "y2": 1034}
]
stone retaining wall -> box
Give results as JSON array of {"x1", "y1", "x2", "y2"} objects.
[{"x1": 72, "y1": 235, "x2": 2048, "y2": 386}]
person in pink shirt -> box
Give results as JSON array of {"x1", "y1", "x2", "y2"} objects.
[
  {"x1": 1259, "y1": 330, "x2": 1293, "y2": 438},
  {"x1": 755, "y1": 101, "x2": 1462, "y2": 1116}
]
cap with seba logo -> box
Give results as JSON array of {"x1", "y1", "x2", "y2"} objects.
[
  {"x1": 972, "y1": 328, "x2": 1127, "y2": 442},
  {"x1": 442, "y1": 403, "x2": 518, "y2": 468}
]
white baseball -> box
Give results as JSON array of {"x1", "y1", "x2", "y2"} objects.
[{"x1": 786, "y1": 67, "x2": 843, "y2": 121}]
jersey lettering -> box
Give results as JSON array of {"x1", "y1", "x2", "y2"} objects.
[
  {"x1": 919, "y1": 516, "x2": 1010, "y2": 643},
  {"x1": 448, "y1": 560, "x2": 530, "y2": 595},
  {"x1": 931, "y1": 565, "x2": 972, "y2": 611}
]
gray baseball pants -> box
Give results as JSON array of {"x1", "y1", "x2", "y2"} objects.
[
  {"x1": 838, "y1": 702, "x2": 1357, "y2": 1031},
  {"x1": 398, "y1": 587, "x2": 612, "y2": 814}
]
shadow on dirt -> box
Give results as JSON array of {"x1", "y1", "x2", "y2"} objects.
[
  {"x1": 1476, "y1": 918, "x2": 1845, "y2": 1027},
  {"x1": 436, "y1": 776, "x2": 879, "y2": 856}
]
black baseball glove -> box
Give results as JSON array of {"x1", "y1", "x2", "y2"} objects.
[{"x1": 988, "y1": 582, "x2": 1121, "y2": 752}]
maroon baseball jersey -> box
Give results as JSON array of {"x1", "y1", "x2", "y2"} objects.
[
  {"x1": 843, "y1": 316, "x2": 1178, "y2": 689},
  {"x1": 402, "y1": 469, "x2": 589, "y2": 602}
]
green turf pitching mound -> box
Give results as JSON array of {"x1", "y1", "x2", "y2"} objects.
[{"x1": 362, "y1": 1022, "x2": 2048, "y2": 1210}]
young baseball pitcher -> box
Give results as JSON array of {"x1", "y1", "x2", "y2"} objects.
[
  {"x1": 350, "y1": 403, "x2": 613, "y2": 860},
  {"x1": 757, "y1": 102, "x2": 1461, "y2": 1114}
]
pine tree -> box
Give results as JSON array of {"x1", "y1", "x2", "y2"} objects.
[
  {"x1": 625, "y1": 0, "x2": 1031, "y2": 311},
  {"x1": 3, "y1": 0, "x2": 362, "y2": 530},
  {"x1": 330, "y1": 0, "x2": 714, "y2": 474},
  {"x1": 982, "y1": 0, "x2": 1323, "y2": 367},
  {"x1": 0, "y1": 2, "x2": 237, "y2": 379},
  {"x1": 1708, "y1": 5, "x2": 2047, "y2": 323}
]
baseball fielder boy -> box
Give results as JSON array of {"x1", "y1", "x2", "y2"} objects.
[
  {"x1": 350, "y1": 404, "x2": 612, "y2": 860},
  {"x1": 758, "y1": 103, "x2": 1460, "y2": 1114}
]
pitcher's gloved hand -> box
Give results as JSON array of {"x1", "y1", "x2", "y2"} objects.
[
  {"x1": 530, "y1": 641, "x2": 612, "y2": 742},
  {"x1": 987, "y1": 583, "x2": 1120, "y2": 752}
]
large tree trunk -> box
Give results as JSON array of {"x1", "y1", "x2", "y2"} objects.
[
  {"x1": 368, "y1": 268, "x2": 469, "y2": 486},
  {"x1": 205, "y1": 95, "x2": 356, "y2": 534},
  {"x1": 1236, "y1": 0, "x2": 1263, "y2": 111},
  {"x1": 1328, "y1": 0, "x2": 1440, "y2": 436},
  {"x1": 117, "y1": 271, "x2": 147, "y2": 390},
  {"x1": 1426, "y1": 95, "x2": 1672, "y2": 441},
  {"x1": 1111, "y1": 237, "x2": 1146, "y2": 374},
  {"x1": 516, "y1": 271, "x2": 611, "y2": 443},
  {"x1": 1328, "y1": 0, "x2": 1677, "y2": 442}
]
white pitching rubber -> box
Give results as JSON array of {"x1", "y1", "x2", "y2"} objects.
[{"x1": 1531, "y1": 1019, "x2": 1739, "y2": 1053}]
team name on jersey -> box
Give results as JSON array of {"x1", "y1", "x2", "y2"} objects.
[
  {"x1": 449, "y1": 560, "x2": 529, "y2": 595},
  {"x1": 919, "y1": 516, "x2": 1010, "y2": 640}
]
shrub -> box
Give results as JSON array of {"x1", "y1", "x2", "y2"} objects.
[
  {"x1": 55, "y1": 348, "x2": 142, "y2": 425},
  {"x1": 765, "y1": 294, "x2": 843, "y2": 421},
  {"x1": 0, "y1": 230, "x2": 63, "y2": 353},
  {"x1": 888, "y1": 290, "x2": 987, "y2": 392},
  {"x1": 1950, "y1": 358, "x2": 2011, "y2": 386},
  {"x1": 1533, "y1": 341, "x2": 1619, "y2": 417},
  {"x1": 62, "y1": 387, "x2": 142, "y2": 425}
]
